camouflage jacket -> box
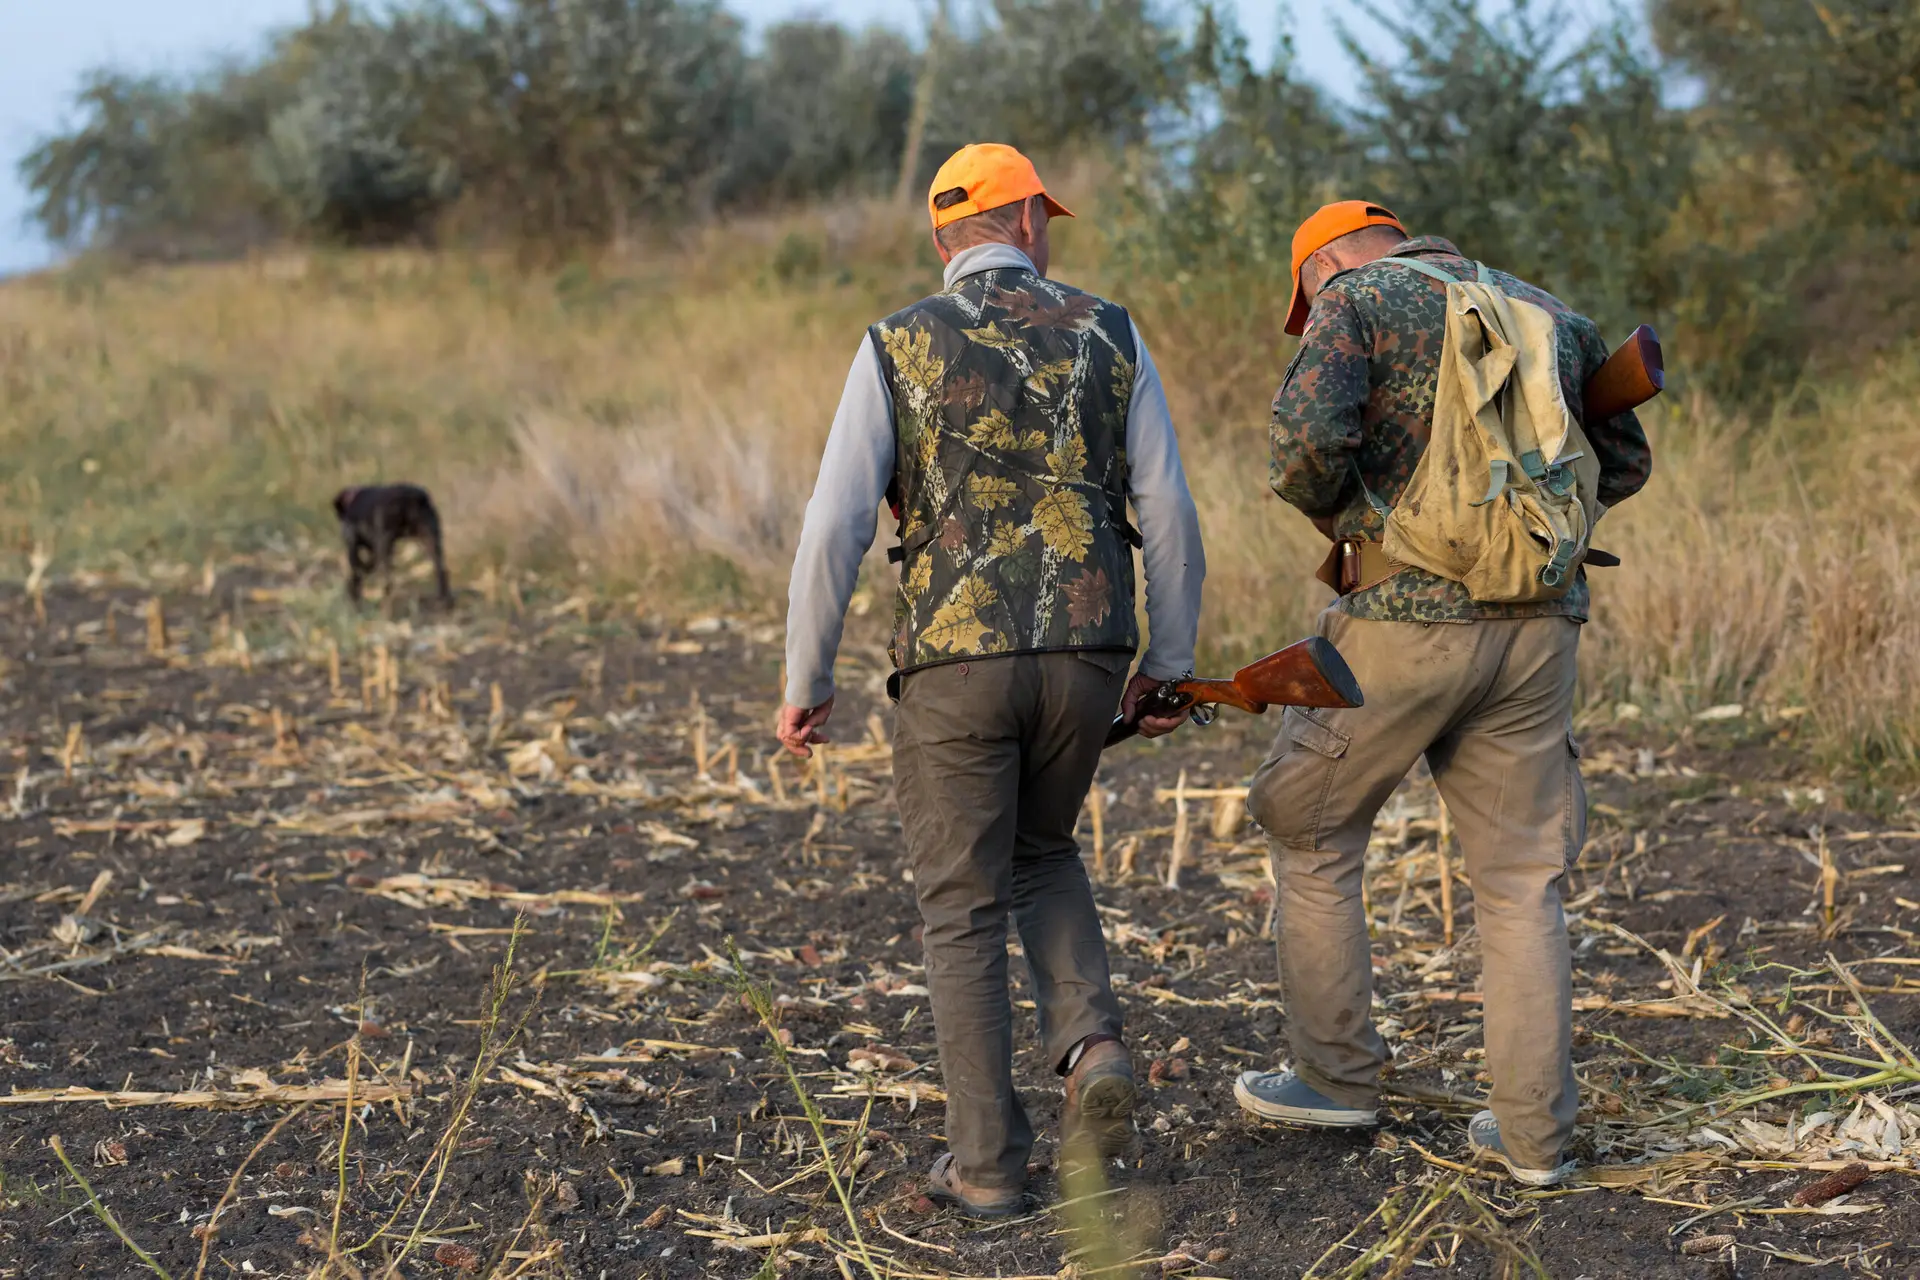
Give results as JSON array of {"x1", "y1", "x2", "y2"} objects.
[
  {"x1": 871, "y1": 267, "x2": 1140, "y2": 671},
  {"x1": 1270, "y1": 236, "x2": 1654, "y2": 622}
]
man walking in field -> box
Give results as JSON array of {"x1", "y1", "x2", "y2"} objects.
[
  {"x1": 1237, "y1": 202, "x2": 1652, "y2": 1185},
  {"x1": 776, "y1": 144, "x2": 1206, "y2": 1215}
]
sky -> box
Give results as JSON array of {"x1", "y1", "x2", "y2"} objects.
[{"x1": 0, "y1": 1, "x2": 1417, "y2": 275}]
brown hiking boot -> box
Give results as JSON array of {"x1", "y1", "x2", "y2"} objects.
[
  {"x1": 1062, "y1": 1036, "x2": 1136, "y2": 1161},
  {"x1": 924, "y1": 1152, "x2": 1028, "y2": 1220}
]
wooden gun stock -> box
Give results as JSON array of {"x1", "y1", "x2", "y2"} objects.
[
  {"x1": 1105, "y1": 636, "x2": 1364, "y2": 748},
  {"x1": 1583, "y1": 324, "x2": 1664, "y2": 425}
]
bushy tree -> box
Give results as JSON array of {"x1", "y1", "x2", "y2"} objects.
[
  {"x1": 950, "y1": 0, "x2": 1186, "y2": 148},
  {"x1": 1653, "y1": 0, "x2": 1920, "y2": 227},
  {"x1": 253, "y1": 8, "x2": 466, "y2": 241},
  {"x1": 446, "y1": 0, "x2": 749, "y2": 242},
  {"x1": 719, "y1": 21, "x2": 917, "y2": 206},
  {"x1": 1113, "y1": 5, "x2": 1354, "y2": 290},
  {"x1": 1343, "y1": 0, "x2": 1693, "y2": 338},
  {"x1": 20, "y1": 64, "x2": 291, "y2": 257}
]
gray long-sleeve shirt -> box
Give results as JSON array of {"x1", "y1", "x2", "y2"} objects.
[{"x1": 783, "y1": 242, "x2": 1206, "y2": 708}]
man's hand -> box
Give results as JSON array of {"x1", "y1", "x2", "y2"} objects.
[
  {"x1": 776, "y1": 697, "x2": 836, "y2": 759},
  {"x1": 1120, "y1": 673, "x2": 1186, "y2": 740}
]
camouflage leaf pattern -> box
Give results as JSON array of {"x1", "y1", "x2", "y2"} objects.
[
  {"x1": 1065, "y1": 567, "x2": 1113, "y2": 628},
  {"x1": 1269, "y1": 236, "x2": 1654, "y2": 622},
  {"x1": 869, "y1": 266, "x2": 1139, "y2": 672},
  {"x1": 921, "y1": 576, "x2": 1003, "y2": 655}
]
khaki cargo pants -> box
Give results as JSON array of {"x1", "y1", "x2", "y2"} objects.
[
  {"x1": 892, "y1": 651, "x2": 1130, "y2": 1190},
  {"x1": 1247, "y1": 609, "x2": 1586, "y2": 1169}
]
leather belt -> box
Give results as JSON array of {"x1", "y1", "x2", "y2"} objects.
[{"x1": 1314, "y1": 539, "x2": 1407, "y2": 595}]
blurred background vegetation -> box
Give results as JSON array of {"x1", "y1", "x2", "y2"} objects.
[
  {"x1": 7, "y1": 0, "x2": 1920, "y2": 785},
  {"x1": 18, "y1": 0, "x2": 1920, "y2": 393}
]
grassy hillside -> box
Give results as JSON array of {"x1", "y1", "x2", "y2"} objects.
[{"x1": 4, "y1": 197, "x2": 1920, "y2": 785}]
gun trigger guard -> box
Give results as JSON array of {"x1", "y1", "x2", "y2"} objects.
[{"x1": 1188, "y1": 705, "x2": 1217, "y2": 728}]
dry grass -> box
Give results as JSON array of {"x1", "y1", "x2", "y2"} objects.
[{"x1": 4, "y1": 194, "x2": 1919, "y2": 779}]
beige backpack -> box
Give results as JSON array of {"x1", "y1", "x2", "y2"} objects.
[{"x1": 1364, "y1": 258, "x2": 1600, "y2": 603}]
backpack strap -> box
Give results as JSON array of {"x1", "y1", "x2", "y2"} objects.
[
  {"x1": 1377, "y1": 257, "x2": 1461, "y2": 286},
  {"x1": 1350, "y1": 459, "x2": 1395, "y2": 519},
  {"x1": 1378, "y1": 256, "x2": 1498, "y2": 288}
]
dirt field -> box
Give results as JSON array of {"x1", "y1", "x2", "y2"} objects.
[{"x1": 3, "y1": 566, "x2": 1917, "y2": 1279}]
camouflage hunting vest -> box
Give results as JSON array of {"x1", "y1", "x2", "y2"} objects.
[{"x1": 870, "y1": 266, "x2": 1139, "y2": 674}]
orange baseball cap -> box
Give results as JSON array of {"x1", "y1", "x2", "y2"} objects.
[
  {"x1": 1284, "y1": 200, "x2": 1407, "y2": 335},
  {"x1": 927, "y1": 143, "x2": 1073, "y2": 231}
]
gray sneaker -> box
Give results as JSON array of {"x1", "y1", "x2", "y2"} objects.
[
  {"x1": 1467, "y1": 1110, "x2": 1576, "y2": 1187},
  {"x1": 1233, "y1": 1069, "x2": 1378, "y2": 1128}
]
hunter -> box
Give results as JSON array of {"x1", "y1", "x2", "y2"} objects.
[
  {"x1": 1236, "y1": 201, "x2": 1652, "y2": 1185},
  {"x1": 777, "y1": 144, "x2": 1206, "y2": 1216}
]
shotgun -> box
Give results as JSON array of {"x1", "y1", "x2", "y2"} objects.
[
  {"x1": 1583, "y1": 324, "x2": 1664, "y2": 425},
  {"x1": 1105, "y1": 636, "x2": 1364, "y2": 748}
]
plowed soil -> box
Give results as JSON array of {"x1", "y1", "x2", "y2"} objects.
[{"x1": 3, "y1": 569, "x2": 1917, "y2": 1279}]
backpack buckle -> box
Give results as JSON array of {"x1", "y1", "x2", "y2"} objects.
[{"x1": 1538, "y1": 540, "x2": 1579, "y2": 589}]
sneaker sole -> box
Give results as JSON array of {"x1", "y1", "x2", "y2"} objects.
[
  {"x1": 1067, "y1": 1074, "x2": 1137, "y2": 1158},
  {"x1": 1467, "y1": 1137, "x2": 1575, "y2": 1188},
  {"x1": 1233, "y1": 1076, "x2": 1377, "y2": 1128}
]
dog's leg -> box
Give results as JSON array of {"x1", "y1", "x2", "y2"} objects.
[
  {"x1": 345, "y1": 532, "x2": 369, "y2": 603},
  {"x1": 424, "y1": 504, "x2": 452, "y2": 605},
  {"x1": 371, "y1": 521, "x2": 399, "y2": 616}
]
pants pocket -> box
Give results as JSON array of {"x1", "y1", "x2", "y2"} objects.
[
  {"x1": 1247, "y1": 707, "x2": 1352, "y2": 848},
  {"x1": 1070, "y1": 650, "x2": 1133, "y2": 677},
  {"x1": 1564, "y1": 728, "x2": 1587, "y2": 870}
]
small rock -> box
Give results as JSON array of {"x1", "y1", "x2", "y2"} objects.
[
  {"x1": 1207, "y1": 1248, "x2": 1230, "y2": 1264},
  {"x1": 798, "y1": 944, "x2": 823, "y2": 967},
  {"x1": 554, "y1": 1180, "x2": 580, "y2": 1211}
]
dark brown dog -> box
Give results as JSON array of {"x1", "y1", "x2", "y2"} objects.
[{"x1": 332, "y1": 484, "x2": 451, "y2": 605}]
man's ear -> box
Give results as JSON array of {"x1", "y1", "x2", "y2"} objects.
[{"x1": 1306, "y1": 247, "x2": 1344, "y2": 293}]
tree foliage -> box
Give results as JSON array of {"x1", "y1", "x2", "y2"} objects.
[
  {"x1": 16, "y1": 0, "x2": 1917, "y2": 390},
  {"x1": 1653, "y1": 0, "x2": 1920, "y2": 227}
]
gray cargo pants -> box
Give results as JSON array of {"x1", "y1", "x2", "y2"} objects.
[
  {"x1": 893, "y1": 650, "x2": 1129, "y2": 1190},
  {"x1": 1246, "y1": 609, "x2": 1586, "y2": 1169}
]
